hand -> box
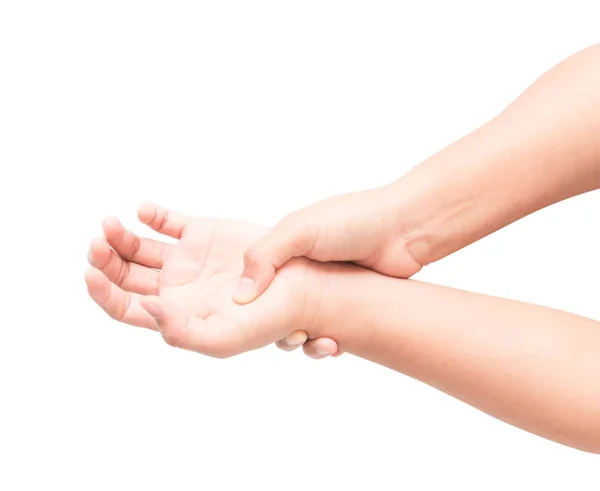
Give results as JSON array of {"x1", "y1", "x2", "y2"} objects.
[
  {"x1": 233, "y1": 185, "x2": 423, "y2": 357},
  {"x1": 85, "y1": 203, "x2": 325, "y2": 358}
]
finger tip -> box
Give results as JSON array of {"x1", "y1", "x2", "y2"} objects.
[
  {"x1": 137, "y1": 201, "x2": 157, "y2": 223},
  {"x1": 89, "y1": 236, "x2": 109, "y2": 254},
  {"x1": 102, "y1": 216, "x2": 121, "y2": 234},
  {"x1": 88, "y1": 237, "x2": 110, "y2": 267},
  {"x1": 232, "y1": 294, "x2": 254, "y2": 305},
  {"x1": 284, "y1": 330, "x2": 308, "y2": 346},
  {"x1": 275, "y1": 331, "x2": 307, "y2": 352},
  {"x1": 84, "y1": 268, "x2": 108, "y2": 296},
  {"x1": 306, "y1": 352, "x2": 330, "y2": 360},
  {"x1": 89, "y1": 236, "x2": 107, "y2": 247},
  {"x1": 232, "y1": 277, "x2": 260, "y2": 305},
  {"x1": 275, "y1": 343, "x2": 297, "y2": 352},
  {"x1": 304, "y1": 338, "x2": 338, "y2": 359},
  {"x1": 139, "y1": 298, "x2": 166, "y2": 324},
  {"x1": 140, "y1": 302, "x2": 161, "y2": 319},
  {"x1": 140, "y1": 295, "x2": 161, "y2": 309}
]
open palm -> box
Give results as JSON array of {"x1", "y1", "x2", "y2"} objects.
[{"x1": 85, "y1": 203, "x2": 315, "y2": 357}]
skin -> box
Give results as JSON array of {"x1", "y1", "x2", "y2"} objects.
[
  {"x1": 234, "y1": 43, "x2": 600, "y2": 358},
  {"x1": 313, "y1": 266, "x2": 600, "y2": 454},
  {"x1": 85, "y1": 203, "x2": 318, "y2": 358},
  {"x1": 86, "y1": 203, "x2": 600, "y2": 453}
]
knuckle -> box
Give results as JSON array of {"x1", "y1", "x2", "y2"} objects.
[
  {"x1": 108, "y1": 304, "x2": 126, "y2": 321},
  {"x1": 115, "y1": 260, "x2": 129, "y2": 286},
  {"x1": 158, "y1": 211, "x2": 169, "y2": 232},
  {"x1": 129, "y1": 234, "x2": 141, "y2": 260},
  {"x1": 105, "y1": 290, "x2": 129, "y2": 322}
]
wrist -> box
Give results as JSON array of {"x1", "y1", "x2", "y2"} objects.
[
  {"x1": 385, "y1": 170, "x2": 467, "y2": 268},
  {"x1": 301, "y1": 261, "x2": 375, "y2": 346}
]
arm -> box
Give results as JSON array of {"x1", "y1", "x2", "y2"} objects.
[
  {"x1": 86, "y1": 205, "x2": 599, "y2": 451},
  {"x1": 395, "y1": 43, "x2": 600, "y2": 266},
  {"x1": 311, "y1": 264, "x2": 600, "y2": 454},
  {"x1": 237, "y1": 44, "x2": 600, "y2": 358}
]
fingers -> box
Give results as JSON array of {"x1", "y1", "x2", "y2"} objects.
[
  {"x1": 102, "y1": 216, "x2": 169, "y2": 269},
  {"x1": 85, "y1": 268, "x2": 158, "y2": 330},
  {"x1": 276, "y1": 332, "x2": 343, "y2": 359},
  {"x1": 139, "y1": 297, "x2": 238, "y2": 358},
  {"x1": 138, "y1": 202, "x2": 190, "y2": 239},
  {"x1": 275, "y1": 330, "x2": 308, "y2": 351},
  {"x1": 139, "y1": 296, "x2": 189, "y2": 346},
  {"x1": 233, "y1": 214, "x2": 311, "y2": 304},
  {"x1": 88, "y1": 237, "x2": 159, "y2": 295},
  {"x1": 303, "y1": 338, "x2": 340, "y2": 359}
]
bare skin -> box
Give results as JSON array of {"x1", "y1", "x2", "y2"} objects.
[
  {"x1": 86, "y1": 203, "x2": 600, "y2": 453},
  {"x1": 85, "y1": 203, "x2": 316, "y2": 358},
  {"x1": 313, "y1": 265, "x2": 600, "y2": 454},
  {"x1": 235, "y1": 43, "x2": 600, "y2": 358}
]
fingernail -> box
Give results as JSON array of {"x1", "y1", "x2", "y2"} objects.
[
  {"x1": 143, "y1": 302, "x2": 162, "y2": 318},
  {"x1": 233, "y1": 277, "x2": 255, "y2": 302},
  {"x1": 284, "y1": 331, "x2": 307, "y2": 347},
  {"x1": 315, "y1": 347, "x2": 333, "y2": 356}
]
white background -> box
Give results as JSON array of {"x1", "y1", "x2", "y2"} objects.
[{"x1": 1, "y1": 1, "x2": 599, "y2": 489}]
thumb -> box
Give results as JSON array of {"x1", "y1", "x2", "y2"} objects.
[
  {"x1": 233, "y1": 214, "x2": 311, "y2": 305},
  {"x1": 139, "y1": 296, "x2": 189, "y2": 349}
]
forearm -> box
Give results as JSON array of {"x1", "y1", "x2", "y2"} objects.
[
  {"x1": 313, "y1": 265, "x2": 600, "y2": 453},
  {"x1": 392, "y1": 43, "x2": 600, "y2": 266}
]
